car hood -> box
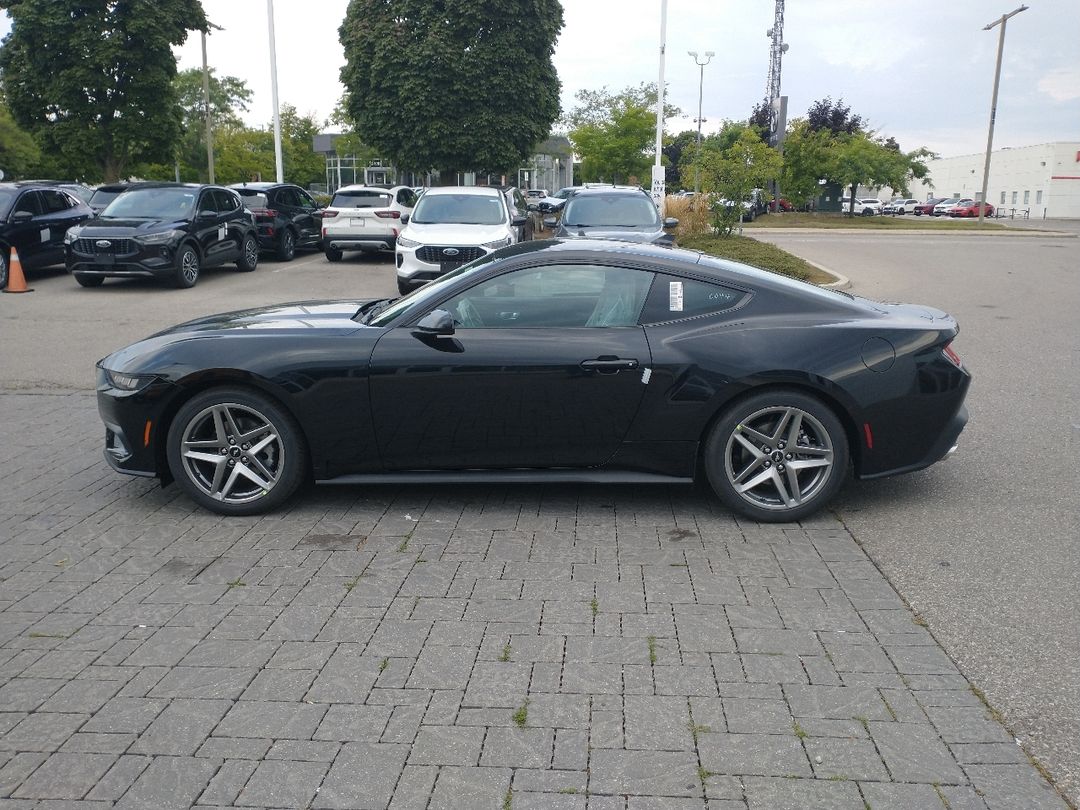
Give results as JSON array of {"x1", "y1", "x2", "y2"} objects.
[
  {"x1": 556, "y1": 226, "x2": 663, "y2": 243},
  {"x1": 74, "y1": 218, "x2": 189, "y2": 235},
  {"x1": 401, "y1": 222, "x2": 508, "y2": 245}
]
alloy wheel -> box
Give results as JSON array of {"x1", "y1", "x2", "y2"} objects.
[
  {"x1": 245, "y1": 238, "x2": 259, "y2": 266},
  {"x1": 180, "y1": 249, "x2": 199, "y2": 284}
]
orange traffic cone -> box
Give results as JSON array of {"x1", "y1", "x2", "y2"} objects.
[{"x1": 3, "y1": 246, "x2": 33, "y2": 294}]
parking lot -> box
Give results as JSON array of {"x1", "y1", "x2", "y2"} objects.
[{"x1": 0, "y1": 237, "x2": 1075, "y2": 809}]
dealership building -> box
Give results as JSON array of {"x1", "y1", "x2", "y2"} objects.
[{"x1": 908, "y1": 141, "x2": 1080, "y2": 219}]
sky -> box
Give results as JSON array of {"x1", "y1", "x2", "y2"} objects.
[{"x1": 2, "y1": 1, "x2": 1079, "y2": 159}]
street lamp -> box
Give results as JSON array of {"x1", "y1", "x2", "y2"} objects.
[
  {"x1": 688, "y1": 50, "x2": 715, "y2": 198},
  {"x1": 978, "y1": 5, "x2": 1027, "y2": 223}
]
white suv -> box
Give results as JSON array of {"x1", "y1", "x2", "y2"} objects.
[
  {"x1": 395, "y1": 186, "x2": 527, "y2": 294},
  {"x1": 321, "y1": 185, "x2": 417, "y2": 261},
  {"x1": 842, "y1": 197, "x2": 884, "y2": 216}
]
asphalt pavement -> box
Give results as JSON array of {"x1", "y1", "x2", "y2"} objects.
[{"x1": 752, "y1": 225, "x2": 1080, "y2": 806}]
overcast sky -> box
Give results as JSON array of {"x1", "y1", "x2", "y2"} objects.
[{"x1": 3, "y1": 1, "x2": 1078, "y2": 158}]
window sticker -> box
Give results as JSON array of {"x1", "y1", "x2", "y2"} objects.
[
  {"x1": 40, "y1": 228, "x2": 50, "y2": 243},
  {"x1": 218, "y1": 225, "x2": 227, "y2": 241},
  {"x1": 669, "y1": 281, "x2": 684, "y2": 311}
]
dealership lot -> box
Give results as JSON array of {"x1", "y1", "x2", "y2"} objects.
[{"x1": 0, "y1": 238, "x2": 1074, "y2": 808}]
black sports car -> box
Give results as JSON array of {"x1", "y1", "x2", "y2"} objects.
[{"x1": 95, "y1": 239, "x2": 970, "y2": 522}]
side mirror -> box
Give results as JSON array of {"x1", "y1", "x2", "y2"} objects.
[
  {"x1": 413, "y1": 308, "x2": 455, "y2": 337},
  {"x1": 543, "y1": 217, "x2": 557, "y2": 230},
  {"x1": 663, "y1": 217, "x2": 679, "y2": 230},
  {"x1": 511, "y1": 215, "x2": 527, "y2": 227},
  {"x1": 400, "y1": 214, "x2": 410, "y2": 225},
  {"x1": 11, "y1": 210, "x2": 34, "y2": 224}
]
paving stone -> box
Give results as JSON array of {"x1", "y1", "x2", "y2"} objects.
[
  {"x1": 742, "y1": 775, "x2": 865, "y2": 809},
  {"x1": 11, "y1": 751, "x2": 115, "y2": 800},
  {"x1": 198, "y1": 759, "x2": 258, "y2": 807},
  {"x1": 314, "y1": 704, "x2": 392, "y2": 742},
  {"x1": 235, "y1": 760, "x2": 329, "y2": 808},
  {"x1": 964, "y1": 764, "x2": 1068, "y2": 809},
  {"x1": 698, "y1": 732, "x2": 811, "y2": 777},
  {"x1": 84, "y1": 754, "x2": 151, "y2": 802},
  {"x1": 590, "y1": 749, "x2": 700, "y2": 796},
  {"x1": 215, "y1": 701, "x2": 328, "y2": 740},
  {"x1": 480, "y1": 727, "x2": 554, "y2": 767},
  {"x1": 130, "y1": 698, "x2": 230, "y2": 756},
  {"x1": 857, "y1": 782, "x2": 949, "y2": 809},
  {"x1": 869, "y1": 721, "x2": 966, "y2": 784},
  {"x1": 428, "y1": 765, "x2": 511, "y2": 810},
  {"x1": 113, "y1": 755, "x2": 220, "y2": 810},
  {"x1": 314, "y1": 742, "x2": 408, "y2": 809},
  {"x1": 0, "y1": 713, "x2": 88, "y2": 753},
  {"x1": 624, "y1": 695, "x2": 693, "y2": 751},
  {"x1": 408, "y1": 725, "x2": 484, "y2": 766}
]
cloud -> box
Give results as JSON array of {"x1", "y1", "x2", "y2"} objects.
[{"x1": 1037, "y1": 67, "x2": 1080, "y2": 102}]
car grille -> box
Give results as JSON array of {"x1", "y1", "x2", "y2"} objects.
[
  {"x1": 72, "y1": 238, "x2": 136, "y2": 255},
  {"x1": 416, "y1": 245, "x2": 484, "y2": 265}
]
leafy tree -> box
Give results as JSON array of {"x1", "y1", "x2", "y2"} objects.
[
  {"x1": 778, "y1": 119, "x2": 833, "y2": 207},
  {"x1": 825, "y1": 134, "x2": 934, "y2": 215},
  {"x1": 805, "y1": 97, "x2": 864, "y2": 136},
  {"x1": 748, "y1": 101, "x2": 771, "y2": 139},
  {"x1": 698, "y1": 129, "x2": 783, "y2": 236},
  {"x1": 662, "y1": 130, "x2": 698, "y2": 188},
  {"x1": 0, "y1": 0, "x2": 208, "y2": 181},
  {"x1": 340, "y1": 0, "x2": 563, "y2": 176},
  {"x1": 565, "y1": 83, "x2": 681, "y2": 184},
  {"x1": 0, "y1": 91, "x2": 41, "y2": 179},
  {"x1": 174, "y1": 67, "x2": 253, "y2": 181}
]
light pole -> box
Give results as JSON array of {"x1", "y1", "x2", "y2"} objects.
[
  {"x1": 200, "y1": 21, "x2": 224, "y2": 183},
  {"x1": 978, "y1": 5, "x2": 1027, "y2": 223},
  {"x1": 688, "y1": 50, "x2": 714, "y2": 198},
  {"x1": 651, "y1": 0, "x2": 668, "y2": 214},
  {"x1": 267, "y1": 0, "x2": 284, "y2": 183}
]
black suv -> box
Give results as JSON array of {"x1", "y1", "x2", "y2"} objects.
[
  {"x1": 549, "y1": 186, "x2": 678, "y2": 245},
  {"x1": 65, "y1": 183, "x2": 259, "y2": 288},
  {"x1": 229, "y1": 182, "x2": 323, "y2": 261},
  {"x1": 1, "y1": 182, "x2": 94, "y2": 289}
]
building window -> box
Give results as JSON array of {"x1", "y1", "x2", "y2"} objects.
[
  {"x1": 1036, "y1": 190, "x2": 1043, "y2": 205},
  {"x1": 1023, "y1": 190, "x2": 1030, "y2": 204},
  {"x1": 1000, "y1": 191, "x2": 1006, "y2": 204},
  {"x1": 1012, "y1": 191, "x2": 1018, "y2": 204}
]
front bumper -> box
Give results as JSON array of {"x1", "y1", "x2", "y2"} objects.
[
  {"x1": 96, "y1": 368, "x2": 178, "y2": 478},
  {"x1": 396, "y1": 244, "x2": 492, "y2": 287},
  {"x1": 68, "y1": 243, "x2": 177, "y2": 279}
]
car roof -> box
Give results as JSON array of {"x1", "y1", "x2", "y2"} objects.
[
  {"x1": 567, "y1": 186, "x2": 651, "y2": 198},
  {"x1": 332, "y1": 185, "x2": 408, "y2": 193},
  {"x1": 420, "y1": 185, "x2": 502, "y2": 197}
]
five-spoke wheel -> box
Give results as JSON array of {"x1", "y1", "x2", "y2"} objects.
[
  {"x1": 705, "y1": 390, "x2": 848, "y2": 522},
  {"x1": 166, "y1": 388, "x2": 306, "y2": 515}
]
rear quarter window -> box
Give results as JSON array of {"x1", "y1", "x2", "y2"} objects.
[{"x1": 640, "y1": 274, "x2": 746, "y2": 323}]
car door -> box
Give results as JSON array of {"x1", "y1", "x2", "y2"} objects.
[
  {"x1": 37, "y1": 189, "x2": 90, "y2": 265},
  {"x1": 193, "y1": 189, "x2": 231, "y2": 266},
  {"x1": 292, "y1": 188, "x2": 322, "y2": 246},
  {"x1": 369, "y1": 263, "x2": 655, "y2": 470},
  {"x1": 6, "y1": 191, "x2": 46, "y2": 269}
]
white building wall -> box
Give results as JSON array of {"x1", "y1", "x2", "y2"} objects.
[{"x1": 909, "y1": 142, "x2": 1080, "y2": 219}]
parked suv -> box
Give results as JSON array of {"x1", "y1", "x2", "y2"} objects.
[
  {"x1": 230, "y1": 182, "x2": 323, "y2": 261},
  {"x1": 395, "y1": 186, "x2": 527, "y2": 294},
  {"x1": 0, "y1": 182, "x2": 94, "y2": 289},
  {"x1": 65, "y1": 183, "x2": 259, "y2": 288},
  {"x1": 321, "y1": 185, "x2": 417, "y2": 262},
  {"x1": 842, "y1": 197, "x2": 883, "y2": 216},
  {"x1": 549, "y1": 186, "x2": 678, "y2": 245}
]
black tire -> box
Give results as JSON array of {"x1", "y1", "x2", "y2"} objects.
[
  {"x1": 236, "y1": 235, "x2": 259, "y2": 272},
  {"x1": 173, "y1": 244, "x2": 201, "y2": 288},
  {"x1": 324, "y1": 247, "x2": 342, "y2": 262},
  {"x1": 166, "y1": 386, "x2": 307, "y2": 516},
  {"x1": 0, "y1": 249, "x2": 8, "y2": 290},
  {"x1": 276, "y1": 229, "x2": 296, "y2": 261},
  {"x1": 397, "y1": 278, "x2": 412, "y2": 296},
  {"x1": 74, "y1": 273, "x2": 104, "y2": 288},
  {"x1": 703, "y1": 389, "x2": 849, "y2": 523}
]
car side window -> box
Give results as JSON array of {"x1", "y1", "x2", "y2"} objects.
[
  {"x1": 640, "y1": 274, "x2": 746, "y2": 323},
  {"x1": 213, "y1": 189, "x2": 240, "y2": 213},
  {"x1": 296, "y1": 190, "x2": 317, "y2": 209},
  {"x1": 13, "y1": 191, "x2": 42, "y2": 216},
  {"x1": 440, "y1": 264, "x2": 654, "y2": 329},
  {"x1": 397, "y1": 188, "x2": 417, "y2": 207},
  {"x1": 40, "y1": 190, "x2": 74, "y2": 213},
  {"x1": 276, "y1": 188, "x2": 299, "y2": 208},
  {"x1": 197, "y1": 191, "x2": 217, "y2": 215}
]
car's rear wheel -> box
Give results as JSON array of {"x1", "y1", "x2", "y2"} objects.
[
  {"x1": 276, "y1": 229, "x2": 296, "y2": 261},
  {"x1": 704, "y1": 390, "x2": 849, "y2": 523},
  {"x1": 0, "y1": 250, "x2": 8, "y2": 289},
  {"x1": 166, "y1": 387, "x2": 307, "y2": 516},
  {"x1": 173, "y1": 244, "x2": 200, "y2": 288},
  {"x1": 236, "y1": 235, "x2": 259, "y2": 272},
  {"x1": 324, "y1": 246, "x2": 342, "y2": 262},
  {"x1": 74, "y1": 273, "x2": 104, "y2": 288}
]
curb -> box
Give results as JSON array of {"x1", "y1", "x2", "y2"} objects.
[
  {"x1": 808, "y1": 260, "x2": 850, "y2": 290},
  {"x1": 743, "y1": 226, "x2": 1077, "y2": 238}
]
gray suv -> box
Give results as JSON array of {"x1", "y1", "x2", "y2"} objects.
[{"x1": 548, "y1": 186, "x2": 678, "y2": 245}]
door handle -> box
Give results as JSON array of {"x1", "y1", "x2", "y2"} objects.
[{"x1": 580, "y1": 357, "x2": 639, "y2": 373}]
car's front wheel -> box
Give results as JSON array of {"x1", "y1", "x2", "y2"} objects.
[
  {"x1": 166, "y1": 387, "x2": 307, "y2": 516},
  {"x1": 236, "y1": 235, "x2": 259, "y2": 272},
  {"x1": 74, "y1": 273, "x2": 104, "y2": 288},
  {"x1": 276, "y1": 229, "x2": 296, "y2": 261},
  {"x1": 0, "y1": 250, "x2": 8, "y2": 290},
  {"x1": 704, "y1": 390, "x2": 849, "y2": 523},
  {"x1": 173, "y1": 244, "x2": 201, "y2": 288}
]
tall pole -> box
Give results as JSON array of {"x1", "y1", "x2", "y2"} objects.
[
  {"x1": 267, "y1": 0, "x2": 284, "y2": 183},
  {"x1": 688, "y1": 51, "x2": 714, "y2": 198},
  {"x1": 201, "y1": 30, "x2": 214, "y2": 183},
  {"x1": 978, "y1": 5, "x2": 1027, "y2": 223},
  {"x1": 651, "y1": 0, "x2": 668, "y2": 214}
]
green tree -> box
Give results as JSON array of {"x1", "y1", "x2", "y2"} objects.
[
  {"x1": 662, "y1": 130, "x2": 698, "y2": 189},
  {"x1": 805, "y1": 97, "x2": 864, "y2": 136},
  {"x1": 0, "y1": 0, "x2": 208, "y2": 181},
  {"x1": 698, "y1": 129, "x2": 783, "y2": 236},
  {"x1": 339, "y1": 0, "x2": 563, "y2": 176},
  {"x1": 825, "y1": 133, "x2": 933, "y2": 215},
  {"x1": 778, "y1": 119, "x2": 833, "y2": 207},
  {"x1": 175, "y1": 67, "x2": 253, "y2": 181},
  {"x1": 565, "y1": 83, "x2": 681, "y2": 184},
  {"x1": 0, "y1": 91, "x2": 41, "y2": 179}
]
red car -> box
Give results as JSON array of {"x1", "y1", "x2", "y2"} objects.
[
  {"x1": 949, "y1": 200, "x2": 995, "y2": 218},
  {"x1": 913, "y1": 197, "x2": 947, "y2": 216},
  {"x1": 769, "y1": 198, "x2": 793, "y2": 212}
]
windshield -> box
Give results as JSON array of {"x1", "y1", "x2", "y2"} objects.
[
  {"x1": 91, "y1": 189, "x2": 125, "y2": 208},
  {"x1": 330, "y1": 190, "x2": 391, "y2": 208},
  {"x1": 562, "y1": 195, "x2": 660, "y2": 228},
  {"x1": 102, "y1": 187, "x2": 196, "y2": 219},
  {"x1": 0, "y1": 189, "x2": 16, "y2": 215},
  {"x1": 410, "y1": 193, "x2": 506, "y2": 225},
  {"x1": 365, "y1": 252, "x2": 506, "y2": 327}
]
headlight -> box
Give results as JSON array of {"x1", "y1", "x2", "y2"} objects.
[
  {"x1": 135, "y1": 229, "x2": 181, "y2": 245},
  {"x1": 396, "y1": 236, "x2": 419, "y2": 249},
  {"x1": 482, "y1": 237, "x2": 511, "y2": 249},
  {"x1": 103, "y1": 369, "x2": 157, "y2": 391},
  {"x1": 64, "y1": 228, "x2": 81, "y2": 244}
]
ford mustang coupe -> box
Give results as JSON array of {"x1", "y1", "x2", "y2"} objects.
[{"x1": 95, "y1": 239, "x2": 970, "y2": 522}]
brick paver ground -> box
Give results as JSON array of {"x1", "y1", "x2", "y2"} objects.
[{"x1": 0, "y1": 391, "x2": 1067, "y2": 808}]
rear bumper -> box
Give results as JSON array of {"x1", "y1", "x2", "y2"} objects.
[
  {"x1": 326, "y1": 234, "x2": 396, "y2": 252},
  {"x1": 858, "y1": 404, "x2": 968, "y2": 481}
]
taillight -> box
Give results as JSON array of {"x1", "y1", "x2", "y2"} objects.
[
  {"x1": 249, "y1": 208, "x2": 277, "y2": 217},
  {"x1": 374, "y1": 210, "x2": 400, "y2": 219},
  {"x1": 942, "y1": 342, "x2": 963, "y2": 369},
  {"x1": 322, "y1": 210, "x2": 338, "y2": 218}
]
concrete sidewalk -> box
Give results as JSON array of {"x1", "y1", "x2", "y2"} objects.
[{"x1": 0, "y1": 391, "x2": 1068, "y2": 809}]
